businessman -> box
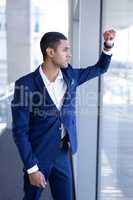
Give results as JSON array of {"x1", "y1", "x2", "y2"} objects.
[{"x1": 11, "y1": 30, "x2": 116, "y2": 200}]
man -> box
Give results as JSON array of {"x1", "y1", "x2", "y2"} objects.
[{"x1": 11, "y1": 30, "x2": 116, "y2": 200}]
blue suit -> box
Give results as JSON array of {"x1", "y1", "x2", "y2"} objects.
[{"x1": 11, "y1": 52, "x2": 111, "y2": 200}]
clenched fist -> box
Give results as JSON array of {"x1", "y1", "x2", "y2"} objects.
[{"x1": 103, "y1": 29, "x2": 116, "y2": 48}]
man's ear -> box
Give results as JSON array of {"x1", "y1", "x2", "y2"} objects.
[{"x1": 46, "y1": 48, "x2": 55, "y2": 58}]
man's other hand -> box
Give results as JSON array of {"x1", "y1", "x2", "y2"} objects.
[{"x1": 29, "y1": 171, "x2": 47, "y2": 188}]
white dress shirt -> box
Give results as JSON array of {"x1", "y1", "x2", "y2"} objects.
[{"x1": 39, "y1": 65, "x2": 67, "y2": 111}]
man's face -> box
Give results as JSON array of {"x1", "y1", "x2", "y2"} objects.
[{"x1": 52, "y1": 39, "x2": 71, "y2": 68}]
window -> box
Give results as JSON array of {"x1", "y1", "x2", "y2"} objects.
[{"x1": 98, "y1": 1, "x2": 133, "y2": 199}]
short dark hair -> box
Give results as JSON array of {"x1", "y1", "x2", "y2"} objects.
[{"x1": 40, "y1": 31, "x2": 67, "y2": 60}]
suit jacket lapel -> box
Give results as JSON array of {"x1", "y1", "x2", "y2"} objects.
[
  {"x1": 60, "y1": 67, "x2": 71, "y2": 91},
  {"x1": 60, "y1": 67, "x2": 71, "y2": 111}
]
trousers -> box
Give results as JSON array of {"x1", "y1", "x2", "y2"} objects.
[{"x1": 23, "y1": 137, "x2": 73, "y2": 200}]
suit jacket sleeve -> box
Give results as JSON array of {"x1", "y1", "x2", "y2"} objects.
[
  {"x1": 72, "y1": 52, "x2": 112, "y2": 86},
  {"x1": 11, "y1": 79, "x2": 38, "y2": 170}
]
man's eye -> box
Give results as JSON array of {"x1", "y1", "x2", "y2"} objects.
[{"x1": 64, "y1": 48, "x2": 70, "y2": 52}]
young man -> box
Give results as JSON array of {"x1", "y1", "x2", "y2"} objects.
[{"x1": 11, "y1": 30, "x2": 116, "y2": 200}]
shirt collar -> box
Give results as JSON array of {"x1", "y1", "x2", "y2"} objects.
[{"x1": 39, "y1": 65, "x2": 63, "y2": 86}]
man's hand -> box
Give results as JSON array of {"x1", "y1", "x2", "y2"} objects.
[
  {"x1": 103, "y1": 29, "x2": 116, "y2": 42},
  {"x1": 103, "y1": 29, "x2": 116, "y2": 48},
  {"x1": 28, "y1": 171, "x2": 47, "y2": 188}
]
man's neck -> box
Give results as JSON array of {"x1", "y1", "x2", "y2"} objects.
[{"x1": 41, "y1": 60, "x2": 60, "y2": 82}]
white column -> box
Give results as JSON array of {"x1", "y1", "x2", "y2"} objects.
[
  {"x1": 68, "y1": 0, "x2": 80, "y2": 197},
  {"x1": 70, "y1": 0, "x2": 101, "y2": 199},
  {"x1": 6, "y1": 0, "x2": 32, "y2": 83}
]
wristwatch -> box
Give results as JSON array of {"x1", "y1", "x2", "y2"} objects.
[{"x1": 104, "y1": 40, "x2": 114, "y2": 51}]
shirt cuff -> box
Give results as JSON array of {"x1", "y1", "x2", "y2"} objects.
[
  {"x1": 102, "y1": 49, "x2": 113, "y2": 56},
  {"x1": 27, "y1": 164, "x2": 39, "y2": 174}
]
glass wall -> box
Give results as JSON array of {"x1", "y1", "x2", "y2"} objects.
[{"x1": 98, "y1": 0, "x2": 133, "y2": 199}]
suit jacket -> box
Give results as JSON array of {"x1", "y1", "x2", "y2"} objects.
[{"x1": 11, "y1": 52, "x2": 111, "y2": 172}]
